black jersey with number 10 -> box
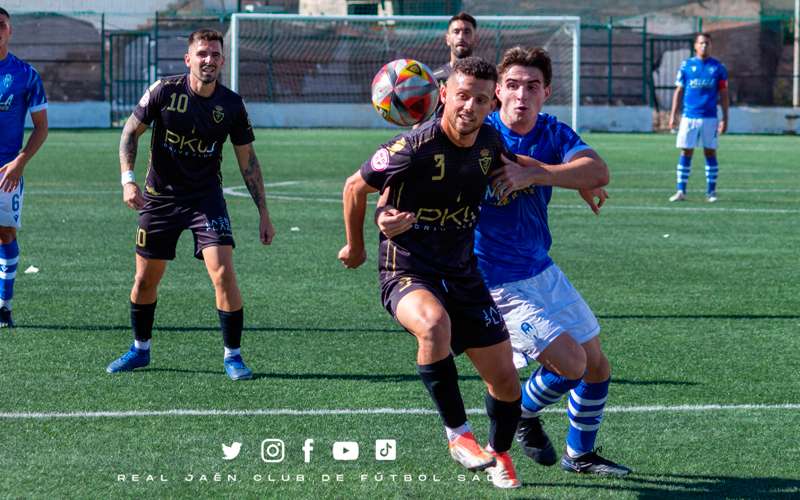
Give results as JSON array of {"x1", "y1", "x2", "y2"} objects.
[{"x1": 134, "y1": 74, "x2": 255, "y2": 200}]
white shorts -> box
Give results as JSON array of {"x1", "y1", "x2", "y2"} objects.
[
  {"x1": 0, "y1": 177, "x2": 24, "y2": 228},
  {"x1": 489, "y1": 264, "x2": 600, "y2": 369},
  {"x1": 676, "y1": 116, "x2": 718, "y2": 150}
]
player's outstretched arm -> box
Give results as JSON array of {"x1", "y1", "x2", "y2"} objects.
[
  {"x1": 493, "y1": 151, "x2": 609, "y2": 194},
  {"x1": 339, "y1": 171, "x2": 377, "y2": 269},
  {"x1": 0, "y1": 109, "x2": 48, "y2": 193},
  {"x1": 233, "y1": 143, "x2": 275, "y2": 245},
  {"x1": 119, "y1": 115, "x2": 148, "y2": 210}
]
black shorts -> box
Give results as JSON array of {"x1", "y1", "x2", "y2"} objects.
[
  {"x1": 135, "y1": 193, "x2": 235, "y2": 261},
  {"x1": 381, "y1": 271, "x2": 509, "y2": 355}
]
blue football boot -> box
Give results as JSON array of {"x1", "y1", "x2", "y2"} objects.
[
  {"x1": 224, "y1": 354, "x2": 253, "y2": 381},
  {"x1": 106, "y1": 345, "x2": 150, "y2": 373}
]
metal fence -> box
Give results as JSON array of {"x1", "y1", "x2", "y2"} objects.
[{"x1": 4, "y1": 10, "x2": 798, "y2": 126}]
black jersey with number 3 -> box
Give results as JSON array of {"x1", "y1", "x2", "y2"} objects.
[
  {"x1": 134, "y1": 74, "x2": 255, "y2": 200},
  {"x1": 361, "y1": 119, "x2": 514, "y2": 277}
]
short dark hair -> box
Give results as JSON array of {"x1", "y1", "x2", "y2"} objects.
[
  {"x1": 188, "y1": 28, "x2": 224, "y2": 49},
  {"x1": 450, "y1": 56, "x2": 497, "y2": 83},
  {"x1": 448, "y1": 12, "x2": 476, "y2": 30},
  {"x1": 497, "y1": 46, "x2": 552, "y2": 87},
  {"x1": 0, "y1": 7, "x2": 10, "y2": 19},
  {"x1": 695, "y1": 32, "x2": 711, "y2": 42}
]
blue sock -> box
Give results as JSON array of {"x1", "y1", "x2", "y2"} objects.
[
  {"x1": 705, "y1": 155, "x2": 718, "y2": 194},
  {"x1": 0, "y1": 240, "x2": 19, "y2": 308},
  {"x1": 522, "y1": 365, "x2": 582, "y2": 417},
  {"x1": 676, "y1": 154, "x2": 692, "y2": 193},
  {"x1": 566, "y1": 378, "x2": 610, "y2": 457}
]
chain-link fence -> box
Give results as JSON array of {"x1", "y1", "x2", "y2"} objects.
[{"x1": 3, "y1": 8, "x2": 798, "y2": 126}]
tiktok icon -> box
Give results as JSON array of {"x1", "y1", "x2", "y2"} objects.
[{"x1": 374, "y1": 439, "x2": 397, "y2": 461}]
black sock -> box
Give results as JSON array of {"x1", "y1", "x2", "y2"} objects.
[
  {"x1": 417, "y1": 355, "x2": 467, "y2": 429},
  {"x1": 130, "y1": 301, "x2": 156, "y2": 343},
  {"x1": 486, "y1": 393, "x2": 522, "y2": 453},
  {"x1": 218, "y1": 308, "x2": 243, "y2": 349}
]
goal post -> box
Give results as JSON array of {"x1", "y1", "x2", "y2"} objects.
[{"x1": 228, "y1": 14, "x2": 580, "y2": 130}]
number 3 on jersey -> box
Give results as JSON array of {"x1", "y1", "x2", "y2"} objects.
[{"x1": 432, "y1": 154, "x2": 445, "y2": 181}]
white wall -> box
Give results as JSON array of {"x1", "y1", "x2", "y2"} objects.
[
  {"x1": 728, "y1": 107, "x2": 800, "y2": 134},
  {"x1": 25, "y1": 102, "x2": 111, "y2": 129}
]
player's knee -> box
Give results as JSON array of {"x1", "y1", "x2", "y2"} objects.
[
  {"x1": 413, "y1": 311, "x2": 451, "y2": 349},
  {"x1": 703, "y1": 148, "x2": 716, "y2": 158},
  {"x1": 0, "y1": 227, "x2": 16, "y2": 244},
  {"x1": 209, "y1": 267, "x2": 237, "y2": 290},
  {"x1": 487, "y1": 368, "x2": 521, "y2": 400},
  {"x1": 585, "y1": 350, "x2": 611, "y2": 381},
  {"x1": 560, "y1": 353, "x2": 587, "y2": 381},
  {"x1": 132, "y1": 272, "x2": 160, "y2": 294}
]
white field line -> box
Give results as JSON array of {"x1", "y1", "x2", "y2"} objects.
[
  {"x1": 2, "y1": 403, "x2": 799, "y2": 419},
  {"x1": 224, "y1": 187, "x2": 800, "y2": 214},
  {"x1": 26, "y1": 184, "x2": 798, "y2": 214}
]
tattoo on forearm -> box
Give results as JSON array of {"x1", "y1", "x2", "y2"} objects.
[
  {"x1": 119, "y1": 122, "x2": 139, "y2": 168},
  {"x1": 242, "y1": 150, "x2": 267, "y2": 211}
]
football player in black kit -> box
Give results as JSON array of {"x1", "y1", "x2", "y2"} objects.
[
  {"x1": 107, "y1": 29, "x2": 275, "y2": 380},
  {"x1": 432, "y1": 12, "x2": 478, "y2": 85},
  {"x1": 426, "y1": 12, "x2": 478, "y2": 120},
  {"x1": 339, "y1": 57, "x2": 523, "y2": 489}
]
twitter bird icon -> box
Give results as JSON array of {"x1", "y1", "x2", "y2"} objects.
[{"x1": 222, "y1": 442, "x2": 242, "y2": 460}]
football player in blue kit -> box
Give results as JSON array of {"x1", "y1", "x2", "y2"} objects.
[
  {"x1": 340, "y1": 57, "x2": 524, "y2": 489},
  {"x1": 379, "y1": 47, "x2": 631, "y2": 476},
  {"x1": 0, "y1": 7, "x2": 49, "y2": 328},
  {"x1": 668, "y1": 33, "x2": 729, "y2": 203}
]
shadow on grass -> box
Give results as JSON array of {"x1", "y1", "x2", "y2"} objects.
[
  {"x1": 120, "y1": 368, "x2": 690, "y2": 387},
  {"x1": 599, "y1": 314, "x2": 800, "y2": 320},
  {"x1": 17, "y1": 324, "x2": 402, "y2": 334},
  {"x1": 515, "y1": 472, "x2": 800, "y2": 498}
]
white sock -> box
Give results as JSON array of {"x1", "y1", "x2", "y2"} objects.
[
  {"x1": 566, "y1": 447, "x2": 587, "y2": 459},
  {"x1": 224, "y1": 347, "x2": 241, "y2": 359},
  {"x1": 134, "y1": 340, "x2": 150, "y2": 351},
  {"x1": 444, "y1": 422, "x2": 471, "y2": 441}
]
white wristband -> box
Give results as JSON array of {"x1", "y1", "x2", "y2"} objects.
[{"x1": 121, "y1": 171, "x2": 136, "y2": 186}]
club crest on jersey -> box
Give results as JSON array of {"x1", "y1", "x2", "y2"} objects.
[
  {"x1": 213, "y1": 105, "x2": 225, "y2": 124},
  {"x1": 1, "y1": 74, "x2": 11, "y2": 89},
  {"x1": 479, "y1": 149, "x2": 492, "y2": 175},
  {"x1": 371, "y1": 148, "x2": 390, "y2": 171}
]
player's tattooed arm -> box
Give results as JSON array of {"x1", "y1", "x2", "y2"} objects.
[
  {"x1": 234, "y1": 143, "x2": 267, "y2": 212},
  {"x1": 119, "y1": 115, "x2": 148, "y2": 171},
  {"x1": 119, "y1": 115, "x2": 148, "y2": 210},
  {"x1": 233, "y1": 143, "x2": 275, "y2": 245}
]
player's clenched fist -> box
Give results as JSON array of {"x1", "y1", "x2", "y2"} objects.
[
  {"x1": 338, "y1": 244, "x2": 366, "y2": 269},
  {"x1": 122, "y1": 182, "x2": 145, "y2": 210}
]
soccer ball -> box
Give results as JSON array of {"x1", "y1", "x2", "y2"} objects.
[{"x1": 371, "y1": 59, "x2": 439, "y2": 127}]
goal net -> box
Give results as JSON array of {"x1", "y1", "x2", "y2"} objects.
[{"x1": 227, "y1": 14, "x2": 580, "y2": 129}]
